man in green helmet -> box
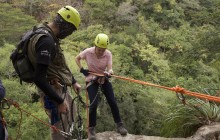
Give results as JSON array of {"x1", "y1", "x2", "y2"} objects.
[{"x1": 27, "y1": 6, "x2": 81, "y2": 140}]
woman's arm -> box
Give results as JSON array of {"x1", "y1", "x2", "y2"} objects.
[
  {"x1": 75, "y1": 54, "x2": 83, "y2": 69},
  {"x1": 107, "y1": 52, "x2": 113, "y2": 74}
]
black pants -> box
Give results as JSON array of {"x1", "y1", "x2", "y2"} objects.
[{"x1": 87, "y1": 80, "x2": 121, "y2": 127}]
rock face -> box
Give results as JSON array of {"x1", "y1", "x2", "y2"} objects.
[
  {"x1": 95, "y1": 131, "x2": 193, "y2": 140},
  {"x1": 191, "y1": 122, "x2": 220, "y2": 140},
  {"x1": 81, "y1": 123, "x2": 220, "y2": 140}
]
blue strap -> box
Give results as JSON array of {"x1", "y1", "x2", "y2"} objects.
[{"x1": 44, "y1": 96, "x2": 60, "y2": 125}]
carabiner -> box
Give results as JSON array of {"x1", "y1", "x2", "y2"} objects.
[{"x1": 59, "y1": 130, "x2": 72, "y2": 138}]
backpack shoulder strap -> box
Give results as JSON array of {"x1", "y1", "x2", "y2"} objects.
[
  {"x1": 34, "y1": 23, "x2": 58, "y2": 42},
  {"x1": 27, "y1": 23, "x2": 58, "y2": 67},
  {"x1": 27, "y1": 33, "x2": 47, "y2": 68}
]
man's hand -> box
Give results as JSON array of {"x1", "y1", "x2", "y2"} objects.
[
  {"x1": 80, "y1": 68, "x2": 90, "y2": 76},
  {"x1": 58, "y1": 102, "x2": 68, "y2": 114},
  {"x1": 72, "y1": 82, "x2": 81, "y2": 94}
]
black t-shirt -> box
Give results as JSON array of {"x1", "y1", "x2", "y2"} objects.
[{"x1": 35, "y1": 35, "x2": 55, "y2": 65}]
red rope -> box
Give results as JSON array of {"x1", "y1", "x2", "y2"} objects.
[
  {"x1": 89, "y1": 72, "x2": 220, "y2": 103},
  {"x1": 4, "y1": 98, "x2": 60, "y2": 139}
]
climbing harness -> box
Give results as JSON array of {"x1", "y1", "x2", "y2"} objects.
[
  {"x1": 86, "y1": 76, "x2": 109, "y2": 108},
  {"x1": 50, "y1": 81, "x2": 76, "y2": 139},
  {"x1": 54, "y1": 88, "x2": 89, "y2": 140},
  {"x1": 59, "y1": 90, "x2": 90, "y2": 140}
]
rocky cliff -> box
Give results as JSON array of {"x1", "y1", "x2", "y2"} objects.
[{"x1": 90, "y1": 122, "x2": 220, "y2": 140}]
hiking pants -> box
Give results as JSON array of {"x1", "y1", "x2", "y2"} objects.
[
  {"x1": 87, "y1": 80, "x2": 122, "y2": 127},
  {"x1": 39, "y1": 85, "x2": 76, "y2": 140}
]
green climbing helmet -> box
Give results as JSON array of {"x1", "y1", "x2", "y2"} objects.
[
  {"x1": 57, "y1": 5, "x2": 81, "y2": 29},
  {"x1": 94, "y1": 33, "x2": 109, "y2": 49}
]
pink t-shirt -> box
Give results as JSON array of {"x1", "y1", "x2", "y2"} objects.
[{"x1": 79, "y1": 46, "x2": 112, "y2": 82}]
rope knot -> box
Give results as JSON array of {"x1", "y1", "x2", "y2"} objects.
[{"x1": 172, "y1": 86, "x2": 185, "y2": 93}]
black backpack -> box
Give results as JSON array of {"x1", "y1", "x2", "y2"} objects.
[{"x1": 10, "y1": 25, "x2": 52, "y2": 84}]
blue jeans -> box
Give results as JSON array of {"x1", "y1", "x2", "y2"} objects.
[{"x1": 87, "y1": 80, "x2": 121, "y2": 127}]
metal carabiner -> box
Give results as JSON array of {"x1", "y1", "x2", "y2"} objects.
[
  {"x1": 69, "y1": 123, "x2": 74, "y2": 134},
  {"x1": 59, "y1": 130, "x2": 72, "y2": 138}
]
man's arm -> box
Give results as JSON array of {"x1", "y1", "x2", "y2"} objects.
[
  {"x1": 33, "y1": 64, "x2": 64, "y2": 104},
  {"x1": 34, "y1": 36, "x2": 64, "y2": 104}
]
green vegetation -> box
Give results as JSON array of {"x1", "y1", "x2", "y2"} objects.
[{"x1": 0, "y1": 0, "x2": 220, "y2": 139}]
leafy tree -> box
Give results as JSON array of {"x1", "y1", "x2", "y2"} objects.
[
  {"x1": 0, "y1": 3, "x2": 37, "y2": 45},
  {"x1": 23, "y1": 0, "x2": 48, "y2": 21},
  {"x1": 166, "y1": 24, "x2": 220, "y2": 85},
  {"x1": 114, "y1": 2, "x2": 138, "y2": 26},
  {"x1": 83, "y1": 0, "x2": 117, "y2": 26},
  {"x1": 137, "y1": 16, "x2": 161, "y2": 47},
  {"x1": 132, "y1": 0, "x2": 185, "y2": 29},
  {"x1": 177, "y1": 0, "x2": 220, "y2": 26},
  {"x1": 196, "y1": 25, "x2": 220, "y2": 62}
]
